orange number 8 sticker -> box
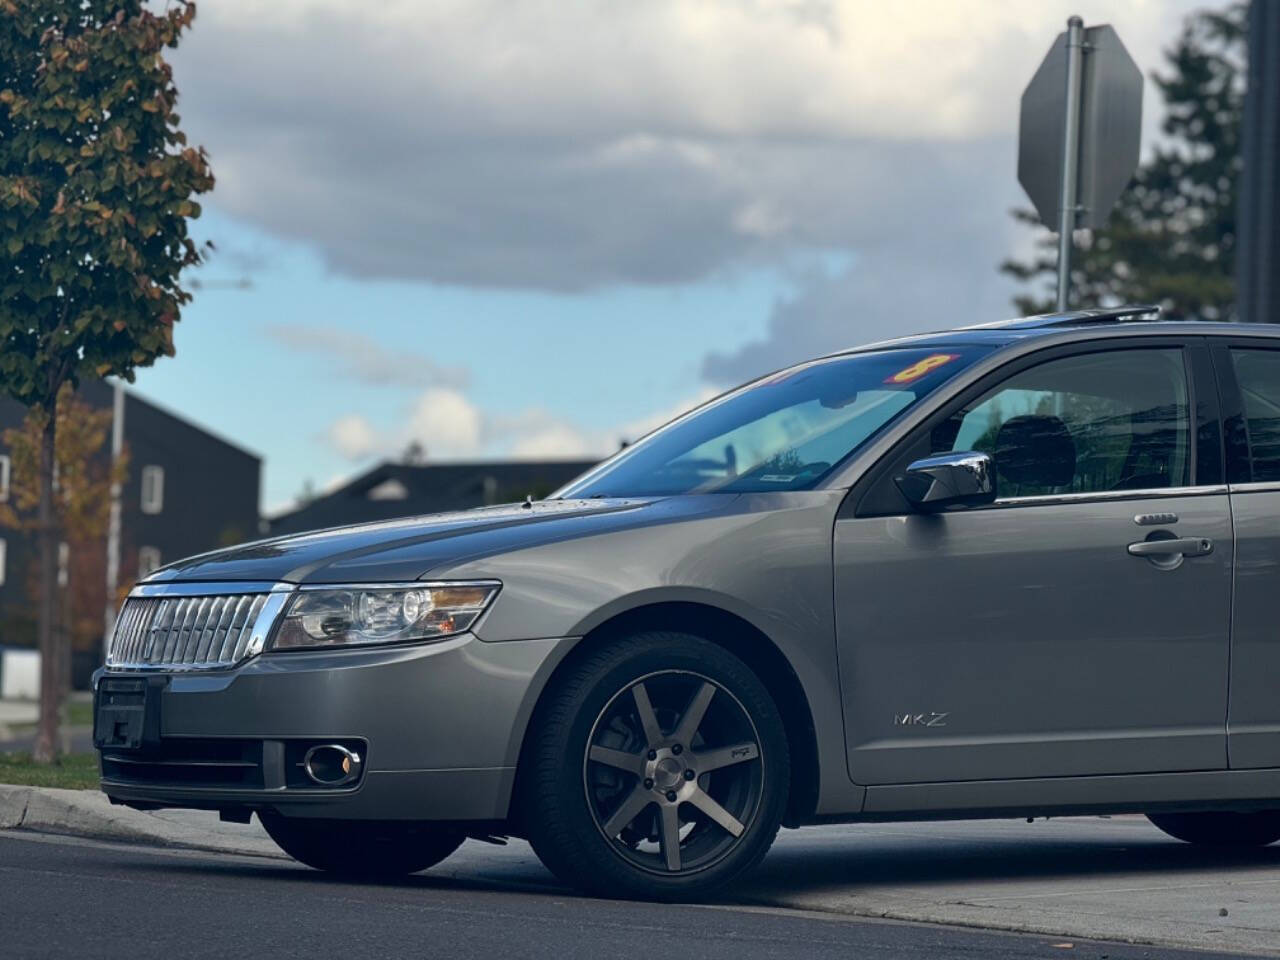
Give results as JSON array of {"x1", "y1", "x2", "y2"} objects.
[{"x1": 884, "y1": 353, "x2": 960, "y2": 385}]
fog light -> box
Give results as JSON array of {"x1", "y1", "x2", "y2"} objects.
[{"x1": 302, "y1": 744, "x2": 363, "y2": 786}]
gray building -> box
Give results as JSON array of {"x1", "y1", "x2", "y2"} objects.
[
  {"x1": 0, "y1": 380, "x2": 261, "y2": 657},
  {"x1": 268, "y1": 459, "x2": 597, "y2": 536}
]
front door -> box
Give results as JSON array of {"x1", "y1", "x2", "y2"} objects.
[{"x1": 835, "y1": 342, "x2": 1233, "y2": 785}]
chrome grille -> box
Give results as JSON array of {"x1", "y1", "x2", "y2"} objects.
[{"x1": 106, "y1": 584, "x2": 292, "y2": 671}]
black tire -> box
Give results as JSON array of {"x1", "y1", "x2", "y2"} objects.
[
  {"x1": 521, "y1": 631, "x2": 789, "y2": 901},
  {"x1": 259, "y1": 812, "x2": 465, "y2": 877},
  {"x1": 1147, "y1": 811, "x2": 1280, "y2": 847}
]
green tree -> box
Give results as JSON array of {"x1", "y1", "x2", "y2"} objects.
[
  {"x1": 0, "y1": 1, "x2": 213, "y2": 762},
  {"x1": 1002, "y1": 3, "x2": 1247, "y2": 318}
]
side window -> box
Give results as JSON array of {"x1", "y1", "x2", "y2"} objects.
[
  {"x1": 1229, "y1": 349, "x2": 1280, "y2": 482},
  {"x1": 931, "y1": 349, "x2": 1191, "y2": 498},
  {"x1": 140, "y1": 465, "x2": 164, "y2": 514}
]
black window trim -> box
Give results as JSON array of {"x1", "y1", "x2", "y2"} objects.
[
  {"x1": 1208, "y1": 337, "x2": 1280, "y2": 488},
  {"x1": 846, "y1": 336, "x2": 1224, "y2": 519}
]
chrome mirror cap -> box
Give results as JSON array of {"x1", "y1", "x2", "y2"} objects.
[{"x1": 895, "y1": 451, "x2": 997, "y2": 512}]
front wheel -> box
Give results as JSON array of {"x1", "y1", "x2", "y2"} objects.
[
  {"x1": 260, "y1": 812, "x2": 465, "y2": 877},
  {"x1": 1147, "y1": 811, "x2": 1280, "y2": 847},
  {"x1": 522, "y1": 631, "x2": 789, "y2": 900}
]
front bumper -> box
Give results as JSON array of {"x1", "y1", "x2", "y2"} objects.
[{"x1": 94, "y1": 632, "x2": 569, "y2": 822}]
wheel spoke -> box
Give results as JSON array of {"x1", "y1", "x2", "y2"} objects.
[
  {"x1": 588, "y1": 671, "x2": 763, "y2": 875},
  {"x1": 659, "y1": 802, "x2": 683, "y2": 871},
  {"x1": 631, "y1": 682, "x2": 664, "y2": 746},
  {"x1": 694, "y1": 741, "x2": 759, "y2": 772},
  {"x1": 672, "y1": 681, "x2": 716, "y2": 746},
  {"x1": 588, "y1": 745, "x2": 646, "y2": 776},
  {"x1": 687, "y1": 787, "x2": 745, "y2": 838},
  {"x1": 602, "y1": 786, "x2": 653, "y2": 837}
]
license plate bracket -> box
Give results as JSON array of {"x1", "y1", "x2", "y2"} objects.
[{"x1": 94, "y1": 676, "x2": 167, "y2": 751}]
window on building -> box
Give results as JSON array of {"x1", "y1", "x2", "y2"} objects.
[
  {"x1": 137, "y1": 546, "x2": 161, "y2": 578},
  {"x1": 366, "y1": 478, "x2": 409, "y2": 501},
  {"x1": 57, "y1": 541, "x2": 69, "y2": 588},
  {"x1": 0, "y1": 453, "x2": 9, "y2": 502},
  {"x1": 141, "y1": 465, "x2": 164, "y2": 514},
  {"x1": 0, "y1": 538, "x2": 6, "y2": 587}
]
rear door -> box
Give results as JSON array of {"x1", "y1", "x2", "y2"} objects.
[
  {"x1": 1212, "y1": 340, "x2": 1280, "y2": 769},
  {"x1": 834, "y1": 338, "x2": 1233, "y2": 785}
]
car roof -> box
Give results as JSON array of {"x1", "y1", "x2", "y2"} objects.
[{"x1": 825, "y1": 305, "x2": 1280, "y2": 357}]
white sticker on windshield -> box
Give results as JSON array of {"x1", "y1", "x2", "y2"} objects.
[{"x1": 759, "y1": 474, "x2": 797, "y2": 483}]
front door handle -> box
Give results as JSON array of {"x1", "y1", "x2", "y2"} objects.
[{"x1": 1127, "y1": 536, "x2": 1214, "y2": 559}]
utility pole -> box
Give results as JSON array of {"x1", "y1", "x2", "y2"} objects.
[
  {"x1": 102, "y1": 382, "x2": 124, "y2": 661},
  {"x1": 1237, "y1": 0, "x2": 1280, "y2": 324}
]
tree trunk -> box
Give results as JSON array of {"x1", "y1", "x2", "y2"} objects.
[
  {"x1": 58, "y1": 557, "x2": 72, "y2": 756},
  {"x1": 32, "y1": 404, "x2": 59, "y2": 765}
]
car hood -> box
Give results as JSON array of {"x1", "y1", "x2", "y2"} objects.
[{"x1": 145, "y1": 497, "x2": 690, "y2": 585}]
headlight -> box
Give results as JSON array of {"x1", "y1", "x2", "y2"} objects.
[{"x1": 269, "y1": 582, "x2": 500, "y2": 651}]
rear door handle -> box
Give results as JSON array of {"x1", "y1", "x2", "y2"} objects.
[{"x1": 1127, "y1": 536, "x2": 1214, "y2": 558}]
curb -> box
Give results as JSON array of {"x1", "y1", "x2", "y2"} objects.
[{"x1": 0, "y1": 783, "x2": 283, "y2": 859}]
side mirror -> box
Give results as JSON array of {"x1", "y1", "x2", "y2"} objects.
[{"x1": 894, "y1": 451, "x2": 996, "y2": 512}]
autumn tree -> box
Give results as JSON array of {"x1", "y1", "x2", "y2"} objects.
[
  {"x1": 1001, "y1": 3, "x2": 1246, "y2": 317},
  {"x1": 0, "y1": 385, "x2": 127, "y2": 744},
  {"x1": 0, "y1": 1, "x2": 213, "y2": 761}
]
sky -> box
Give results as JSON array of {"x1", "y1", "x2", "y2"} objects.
[{"x1": 128, "y1": 0, "x2": 1205, "y2": 514}]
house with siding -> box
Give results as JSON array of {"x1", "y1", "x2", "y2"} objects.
[
  {"x1": 0, "y1": 381, "x2": 260, "y2": 682},
  {"x1": 268, "y1": 459, "x2": 597, "y2": 536}
]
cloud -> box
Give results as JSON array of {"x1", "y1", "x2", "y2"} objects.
[
  {"x1": 700, "y1": 136, "x2": 1037, "y2": 383},
  {"x1": 508, "y1": 421, "x2": 594, "y2": 459},
  {"x1": 327, "y1": 413, "x2": 380, "y2": 459},
  {"x1": 612, "y1": 387, "x2": 722, "y2": 445},
  {"x1": 404, "y1": 387, "x2": 485, "y2": 456},
  {"x1": 203, "y1": 237, "x2": 273, "y2": 275},
  {"x1": 703, "y1": 234, "x2": 1019, "y2": 384},
  {"x1": 321, "y1": 387, "x2": 488, "y2": 463},
  {"x1": 320, "y1": 385, "x2": 715, "y2": 464},
  {"x1": 173, "y1": 0, "x2": 1199, "y2": 293},
  {"x1": 266, "y1": 324, "x2": 469, "y2": 389}
]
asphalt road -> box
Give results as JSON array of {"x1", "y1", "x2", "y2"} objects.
[
  {"x1": 0, "y1": 831, "x2": 1258, "y2": 960},
  {"x1": 130, "y1": 808, "x2": 1279, "y2": 954}
]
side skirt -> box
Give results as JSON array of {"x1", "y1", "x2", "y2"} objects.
[{"x1": 808, "y1": 767, "x2": 1280, "y2": 824}]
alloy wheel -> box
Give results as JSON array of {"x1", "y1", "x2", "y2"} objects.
[{"x1": 582, "y1": 669, "x2": 764, "y2": 875}]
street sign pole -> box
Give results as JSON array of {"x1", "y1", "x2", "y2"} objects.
[
  {"x1": 1055, "y1": 16, "x2": 1085, "y2": 311},
  {"x1": 1019, "y1": 18, "x2": 1141, "y2": 314}
]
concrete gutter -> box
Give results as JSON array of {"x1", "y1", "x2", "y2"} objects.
[{"x1": 0, "y1": 784, "x2": 281, "y2": 859}]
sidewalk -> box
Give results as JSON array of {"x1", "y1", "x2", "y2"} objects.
[{"x1": 0, "y1": 783, "x2": 279, "y2": 858}]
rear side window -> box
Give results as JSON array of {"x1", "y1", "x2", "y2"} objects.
[
  {"x1": 1229, "y1": 349, "x2": 1280, "y2": 482},
  {"x1": 931, "y1": 348, "x2": 1191, "y2": 498}
]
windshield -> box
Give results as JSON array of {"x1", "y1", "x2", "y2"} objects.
[{"x1": 559, "y1": 345, "x2": 990, "y2": 498}]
